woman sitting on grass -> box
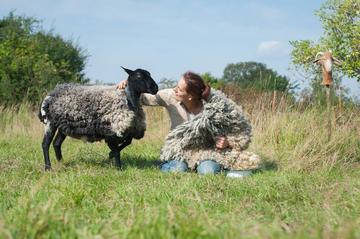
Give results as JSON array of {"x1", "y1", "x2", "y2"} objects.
[{"x1": 117, "y1": 71, "x2": 260, "y2": 177}]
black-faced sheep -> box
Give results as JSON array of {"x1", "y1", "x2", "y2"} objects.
[{"x1": 38, "y1": 67, "x2": 158, "y2": 170}]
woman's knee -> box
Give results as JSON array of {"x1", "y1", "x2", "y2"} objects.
[
  {"x1": 197, "y1": 160, "x2": 221, "y2": 175},
  {"x1": 160, "y1": 160, "x2": 188, "y2": 173}
]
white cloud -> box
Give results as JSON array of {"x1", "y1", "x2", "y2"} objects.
[{"x1": 257, "y1": 41, "x2": 289, "y2": 57}]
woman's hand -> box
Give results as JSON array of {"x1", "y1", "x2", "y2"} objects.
[
  {"x1": 215, "y1": 136, "x2": 229, "y2": 150},
  {"x1": 117, "y1": 80, "x2": 128, "y2": 90}
]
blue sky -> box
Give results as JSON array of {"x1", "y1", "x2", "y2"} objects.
[{"x1": 1, "y1": 0, "x2": 359, "y2": 97}]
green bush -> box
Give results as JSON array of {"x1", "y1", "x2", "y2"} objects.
[{"x1": 0, "y1": 12, "x2": 89, "y2": 106}]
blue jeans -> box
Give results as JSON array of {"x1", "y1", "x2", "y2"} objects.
[
  {"x1": 160, "y1": 160, "x2": 221, "y2": 175},
  {"x1": 160, "y1": 160, "x2": 253, "y2": 178}
]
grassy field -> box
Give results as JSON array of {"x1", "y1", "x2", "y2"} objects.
[{"x1": 0, "y1": 100, "x2": 359, "y2": 238}]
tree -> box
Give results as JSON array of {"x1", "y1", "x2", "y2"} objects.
[
  {"x1": 290, "y1": 0, "x2": 360, "y2": 80},
  {"x1": 201, "y1": 72, "x2": 225, "y2": 90},
  {"x1": 0, "y1": 12, "x2": 89, "y2": 105},
  {"x1": 222, "y1": 62, "x2": 292, "y2": 92},
  {"x1": 158, "y1": 77, "x2": 177, "y2": 89}
]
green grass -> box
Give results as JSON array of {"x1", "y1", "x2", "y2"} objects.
[{"x1": 0, "y1": 106, "x2": 359, "y2": 238}]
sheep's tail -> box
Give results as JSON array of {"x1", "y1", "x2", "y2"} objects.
[{"x1": 38, "y1": 96, "x2": 51, "y2": 124}]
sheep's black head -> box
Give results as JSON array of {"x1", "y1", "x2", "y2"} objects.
[{"x1": 122, "y1": 67, "x2": 158, "y2": 95}]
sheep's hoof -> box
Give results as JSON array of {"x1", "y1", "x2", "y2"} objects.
[
  {"x1": 115, "y1": 162, "x2": 122, "y2": 170},
  {"x1": 44, "y1": 165, "x2": 52, "y2": 171}
]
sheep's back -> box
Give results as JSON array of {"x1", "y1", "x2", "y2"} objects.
[{"x1": 44, "y1": 84, "x2": 144, "y2": 141}]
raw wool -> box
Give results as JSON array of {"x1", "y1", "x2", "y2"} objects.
[
  {"x1": 160, "y1": 89, "x2": 261, "y2": 170},
  {"x1": 182, "y1": 148, "x2": 260, "y2": 170},
  {"x1": 42, "y1": 84, "x2": 146, "y2": 142}
]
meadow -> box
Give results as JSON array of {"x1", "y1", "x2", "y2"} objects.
[{"x1": 0, "y1": 93, "x2": 359, "y2": 239}]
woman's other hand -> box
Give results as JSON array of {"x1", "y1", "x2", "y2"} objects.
[
  {"x1": 215, "y1": 136, "x2": 229, "y2": 150},
  {"x1": 117, "y1": 80, "x2": 128, "y2": 90}
]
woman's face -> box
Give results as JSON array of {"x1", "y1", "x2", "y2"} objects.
[{"x1": 174, "y1": 78, "x2": 191, "y2": 102}]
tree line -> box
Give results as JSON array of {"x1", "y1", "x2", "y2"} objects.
[
  {"x1": 0, "y1": 12, "x2": 293, "y2": 106},
  {"x1": 158, "y1": 62, "x2": 294, "y2": 93},
  {"x1": 0, "y1": 12, "x2": 88, "y2": 106},
  {"x1": 1, "y1": 0, "x2": 359, "y2": 106}
]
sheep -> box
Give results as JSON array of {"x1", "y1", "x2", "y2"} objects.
[{"x1": 38, "y1": 67, "x2": 158, "y2": 170}]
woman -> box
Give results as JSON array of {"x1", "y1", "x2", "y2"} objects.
[{"x1": 117, "y1": 71, "x2": 260, "y2": 177}]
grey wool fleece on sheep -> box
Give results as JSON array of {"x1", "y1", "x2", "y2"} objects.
[
  {"x1": 41, "y1": 84, "x2": 146, "y2": 142},
  {"x1": 160, "y1": 89, "x2": 261, "y2": 170}
]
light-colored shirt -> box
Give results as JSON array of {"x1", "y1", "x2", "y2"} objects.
[{"x1": 141, "y1": 89, "x2": 196, "y2": 130}]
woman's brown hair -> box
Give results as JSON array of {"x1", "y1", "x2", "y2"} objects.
[{"x1": 182, "y1": 71, "x2": 211, "y2": 101}]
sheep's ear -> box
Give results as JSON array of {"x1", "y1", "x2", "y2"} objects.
[{"x1": 121, "y1": 66, "x2": 133, "y2": 75}]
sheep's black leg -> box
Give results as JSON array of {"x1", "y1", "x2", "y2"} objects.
[
  {"x1": 53, "y1": 131, "x2": 66, "y2": 161},
  {"x1": 106, "y1": 141, "x2": 122, "y2": 169},
  {"x1": 106, "y1": 136, "x2": 133, "y2": 169},
  {"x1": 119, "y1": 136, "x2": 133, "y2": 151},
  {"x1": 115, "y1": 136, "x2": 133, "y2": 168},
  {"x1": 42, "y1": 125, "x2": 56, "y2": 171}
]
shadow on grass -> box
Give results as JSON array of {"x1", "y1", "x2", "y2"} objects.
[
  {"x1": 261, "y1": 159, "x2": 278, "y2": 171},
  {"x1": 253, "y1": 156, "x2": 278, "y2": 174},
  {"x1": 124, "y1": 157, "x2": 163, "y2": 169},
  {"x1": 60, "y1": 150, "x2": 278, "y2": 173},
  {"x1": 62, "y1": 153, "x2": 162, "y2": 170}
]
